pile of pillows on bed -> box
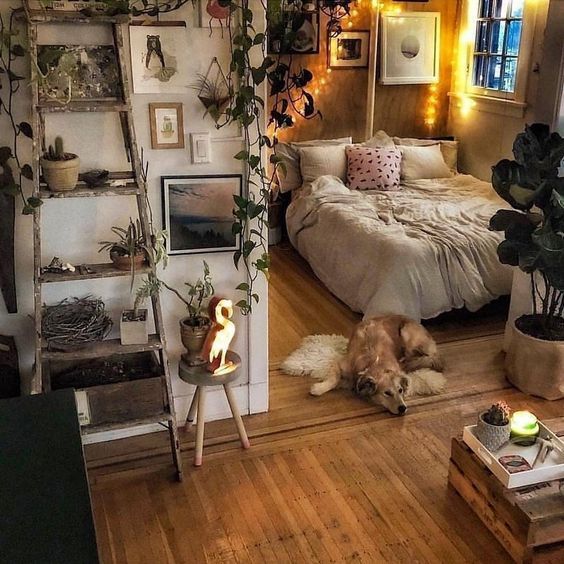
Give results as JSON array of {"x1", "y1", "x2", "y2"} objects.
[{"x1": 276, "y1": 130, "x2": 459, "y2": 193}]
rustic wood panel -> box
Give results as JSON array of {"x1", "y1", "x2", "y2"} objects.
[
  {"x1": 0, "y1": 335, "x2": 19, "y2": 398},
  {"x1": 372, "y1": 0, "x2": 462, "y2": 138},
  {"x1": 273, "y1": 1, "x2": 461, "y2": 144},
  {"x1": 0, "y1": 193, "x2": 17, "y2": 313}
]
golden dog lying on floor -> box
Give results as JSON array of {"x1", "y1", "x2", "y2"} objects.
[{"x1": 310, "y1": 315, "x2": 444, "y2": 415}]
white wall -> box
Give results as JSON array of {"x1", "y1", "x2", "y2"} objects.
[
  {"x1": 0, "y1": 2, "x2": 268, "y2": 438},
  {"x1": 448, "y1": 0, "x2": 556, "y2": 180}
]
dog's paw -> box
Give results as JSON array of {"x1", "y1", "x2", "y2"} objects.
[{"x1": 309, "y1": 382, "x2": 326, "y2": 396}]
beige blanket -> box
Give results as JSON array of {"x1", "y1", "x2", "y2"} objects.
[{"x1": 286, "y1": 174, "x2": 512, "y2": 320}]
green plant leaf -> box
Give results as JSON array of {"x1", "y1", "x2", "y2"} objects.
[
  {"x1": 236, "y1": 282, "x2": 249, "y2": 291},
  {"x1": 21, "y1": 164, "x2": 33, "y2": 180},
  {"x1": 18, "y1": 122, "x2": 33, "y2": 138},
  {"x1": 0, "y1": 146, "x2": 12, "y2": 164}
]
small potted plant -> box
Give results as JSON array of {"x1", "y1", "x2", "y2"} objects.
[
  {"x1": 162, "y1": 261, "x2": 214, "y2": 364},
  {"x1": 476, "y1": 401, "x2": 511, "y2": 452},
  {"x1": 40, "y1": 136, "x2": 80, "y2": 192},
  {"x1": 99, "y1": 218, "x2": 147, "y2": 287},
  {"x1": 120, "y1": 275, "x2": 161, "y2": 345}
]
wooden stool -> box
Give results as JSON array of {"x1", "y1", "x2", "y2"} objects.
[{"x1": 178, "y1": 351, "x2": 250, "y2": 466}]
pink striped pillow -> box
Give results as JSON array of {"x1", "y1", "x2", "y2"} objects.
[{"x1": 345, "y1": 146, "x2": 401, "y2": 191}]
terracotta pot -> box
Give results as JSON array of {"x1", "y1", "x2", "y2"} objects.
[
  {"x1": 41, "y1": 155, "x2": 79, "y2": 192},
  {"x1": 180, "y1": 317, "x2": 210, "y2": 365},
  {"x1": 505, "y1": 320, "x2": 564, "y2": 400},
  {"x1": 110, "y1": 250, "x2": 146, "y2": 271},
  {"x1": 476, "y1": 412, "x2": 510, "y2": 452}
]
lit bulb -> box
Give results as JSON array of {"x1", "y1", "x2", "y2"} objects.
[
  {"x1": 321, "y1": 78, "x2": 327, "y2": 85},
  {"x1": 326, "y1": 68, "x2": 332, "y2": 74},
  {"x1": 347, "y1": 21, "x2": 353, "y2": 28},
  {"x1": 352, "y1": 9, "x2": 359, "y2": 17}
]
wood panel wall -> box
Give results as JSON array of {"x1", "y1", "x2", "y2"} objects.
[
  {"x1": 372, "y1": 0, "x2": 461, "y2": 138},
  {"x1": 271, "y1": 0, "x2": 461, "y2": 143}
]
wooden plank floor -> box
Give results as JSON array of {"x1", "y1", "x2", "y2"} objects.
[{"x1": 90, "y1": 245, "x2": 562, "y2": 563}]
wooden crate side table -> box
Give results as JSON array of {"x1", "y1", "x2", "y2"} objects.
[
  {"x1": 448, "y1": 437, "x2": 564, "y2": 563},
  {"x1": 178, "y1": 351, "x2": 250, "y2": 466}
]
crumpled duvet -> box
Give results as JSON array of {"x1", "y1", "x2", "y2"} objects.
[{"x1": 286, "y1": 174, "x2": 513, "y2": 321}]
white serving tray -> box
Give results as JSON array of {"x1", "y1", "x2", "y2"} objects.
[{"x1": 463, "y1": 422, "x2": 564, "y2": 489}]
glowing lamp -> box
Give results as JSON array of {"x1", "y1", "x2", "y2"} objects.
[
  {"x1": 511, "y1": 411, "x2": 539, "y2": 445},
  {"x1": 202, "y1": 297, "x2": 237, "y2": 376}
]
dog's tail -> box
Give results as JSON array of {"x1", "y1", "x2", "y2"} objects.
[
  {"x1": 406, "y1": 369, "x2": 446, "y2": 397},
  {"x1": 403, "y1": 352, "x2": 444, "y2": 373}
]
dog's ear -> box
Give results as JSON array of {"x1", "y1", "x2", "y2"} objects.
[
  {"x1": 355, "y1": 374, "x2": 378, "y2": 397},
  {"x1": 400, "y1": 375, "x2": 409, "y2": 393}
]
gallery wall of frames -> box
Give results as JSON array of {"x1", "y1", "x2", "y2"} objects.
[{"x1": 0, "y1": 0, "x2": 268, "y2": 436}]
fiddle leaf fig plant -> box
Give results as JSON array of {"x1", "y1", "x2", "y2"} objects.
[{"x1": 489, "y1": 123, "x2": 564, "y2": 340}]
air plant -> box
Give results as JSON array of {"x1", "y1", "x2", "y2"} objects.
[{"x1": 192, "y1": 59, "x2": 232, "y2": 123}]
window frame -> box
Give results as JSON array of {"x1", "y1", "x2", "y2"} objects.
[{"x1": 466, "y1": 0, "x2": 534, "y2": 103}]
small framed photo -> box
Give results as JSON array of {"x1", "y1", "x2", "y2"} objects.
[
  {"x1": 380, "y1": 11, "x2": 440, "y2": 85},
  {"x1": 162, "y1": 175, "x2": 242, "y2": 255},
  {"x1": 328, "y1": 30, "x2": 370, "y2": 69},
  {"x1": 149, "y1": 103, "x2": 184, "y2": 149},
  {"x1": 267, "y1": 1, "x2": 319, "y2": 55}
]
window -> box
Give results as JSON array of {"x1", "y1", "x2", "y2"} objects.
[{"x1": 472, "y1": 0, "x2": 524, "y2": 94}]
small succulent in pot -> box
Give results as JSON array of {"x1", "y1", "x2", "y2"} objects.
[
  {"x1": 99, "y1": 218, "x2": 148, "y2": 289},
  {"x1": 40, "y1": 136, "x2": 80, "y2": 192},
  {"x1": 476, "y1": 401, "x2": 511, "y2": 452}
]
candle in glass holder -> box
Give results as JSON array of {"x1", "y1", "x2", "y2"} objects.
[{"x1": 510, "y1": 411, "x2": 540, "y2": 445}]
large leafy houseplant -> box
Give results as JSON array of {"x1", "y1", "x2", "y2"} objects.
[{"x1": 490, "y1": 123, "x2": 564, "y2": 341}]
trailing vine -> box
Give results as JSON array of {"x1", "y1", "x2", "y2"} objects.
[
  {"x1": 221, "y1": 0, "x2": 321, "y2": 314},
  {"x1": 0, "y1": 7, "x2": 41, "y2": 215}
]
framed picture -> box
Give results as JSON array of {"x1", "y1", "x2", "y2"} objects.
[
  {"x1": 37, "y1": 45, "x2": 121, "y2": 102},
  {"x1": 380, "y1": 12, "x2": 440, "y2": 85},
  {"x1": 129, "y1": 24, "x2": 190, "y2": 94},
  {"x1": 149, "y1": 103, "x2": 184, "y2": 149},
  {"x1": 267, "y1": 0, "x2": 319, "y2": 55},
  {"x1": 328, "y1": 30, "x2": 370, "y2": 69},
  {"x1": 162, "y1": 175, "x2": 242, "y2": 255}
]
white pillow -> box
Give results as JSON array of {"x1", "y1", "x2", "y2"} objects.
[
  {"x1": 398, "y1": 144, "x2": 452, "y2": 180},
  {"x1": 363, "y1": 130, "x2": 395, "y2": 148},
  {"x1": 299, "y1": 145, "x2": 347, "y2": 184},
  {"x1": 393, "y1": 136, "x2": 459, "y2": 173},
  {"x1": 275, "y1": 137, "x2": 352, "y2": 193}
]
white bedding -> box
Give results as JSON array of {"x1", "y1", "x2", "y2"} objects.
[{"x1": 286, "y1": 174, "x2": 513, "y2": 321}]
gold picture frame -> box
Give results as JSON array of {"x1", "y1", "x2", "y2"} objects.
[{"x1": 149, "y1": 103, "x2": 185, "y2": 149}]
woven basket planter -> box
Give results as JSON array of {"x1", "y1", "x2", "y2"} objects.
[{"x1": 476, "y1": 412, "x2": 510, "y2": 452}]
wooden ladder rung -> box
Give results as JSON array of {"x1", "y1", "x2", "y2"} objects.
[
  {"x1": 24, "y1": 9, "x2": 130, "y2": 24},
  {"x1": 81, "y1": 412, "x2": 172, "y2": 436},
  {"x1": 42, "y1": 336, "x2": 163, "y2": 361},
  {"x1": 36, "y1": 100, "x2": 130, "y2": 113},
  {"x1": 39, "y1": 262, "x2": 152, "y2": 284}
]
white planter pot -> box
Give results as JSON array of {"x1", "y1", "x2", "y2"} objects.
[
  {"x1": 505, "y1": 321, "x2": 564, "y2": 400},
  {"x1": 120, "y1": 309, "x2": 148, "y2": 345}
]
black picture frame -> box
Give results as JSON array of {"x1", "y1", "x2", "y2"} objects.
[
  {"x1": 161, "y1": 174, "x2": 242, "y2": 255},
  {"x1": 267, "y1": 2, "x2": 320, "y2": 55}
]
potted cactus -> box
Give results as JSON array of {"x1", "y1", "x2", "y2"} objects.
[
  {"x1": 490, "y1": 123, "x2": 564, "y2": 399},
  {"x1": 476, "y1": 401, "x2": 511, "y2": 452},
  {"x1": 162, "y1": 261, "x2": 214, "y2": 365},
  {"x1": 120, "y1": 275, "x2": 161, "y2": 345},
  {"x1": 99, "y1": 218, "x2": 148, "y2": 288},
  {"x1": 40, "y1": 136, "x2": 80, "y2": 192}
]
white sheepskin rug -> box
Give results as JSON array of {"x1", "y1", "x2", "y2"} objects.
[{"x1": 281, "y1": 334, "x2": 446, "y2": 397}]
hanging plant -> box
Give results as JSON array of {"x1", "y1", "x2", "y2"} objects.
[
  {"x1": 192, "y1": 57, "x2": 232, "y2": 123},
  {"x1": 216, "y1": 1, "x2": 320, "y2": 314},
  {"x1": 0, "y1": 8, "x2": 41, "y2": 215}
]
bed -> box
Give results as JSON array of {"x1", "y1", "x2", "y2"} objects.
[{"x1": 285, "y1": 172, "x2": 513, "y2": 321}]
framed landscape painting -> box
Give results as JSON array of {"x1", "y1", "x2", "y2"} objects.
[{"x1": 162, "y1": 175, "x2": 242, "y2": 255}]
